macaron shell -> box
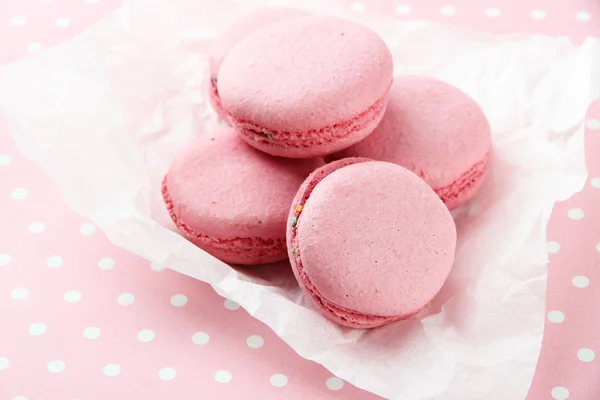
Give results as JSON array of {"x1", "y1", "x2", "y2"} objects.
[
  {"x1": 207, "y1": 9, "x2": 310, "y2": 120},
  {"x1": 218, "y1": 16, "x2": 393, "y2": 133},
  {"x1": 335, "y1": 76, "x2": 491, "y2": 206},
  {"x1": 288, "y1": 159, "x2": 456, "y2": 324},
  {"x1": 208, "y1": 8, "x2": 310, "y2": 77},
  {"x1": 163, "y1": 127, "x2": 324, "y2": 264}
]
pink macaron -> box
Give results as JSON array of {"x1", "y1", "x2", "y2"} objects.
[
  {"x1": 162, "y1": 127, "x2": 324, "y2": 265},
  {"x1": 335, "y1": 76, "x2": 492, "y2": 209},
  {"x1": 218, "y1": 16, "x2": 394, "y2": 158},
  {"x1": 207, "y1": 8, "x2": 309, "y2": 119},
  {"x1": 287, "y1": 158, "x2": 457, "y2": 328}
]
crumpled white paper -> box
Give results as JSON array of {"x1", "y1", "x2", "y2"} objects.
[{"x1": 0, "y1": 0, "x2": 599, "y2": 398}]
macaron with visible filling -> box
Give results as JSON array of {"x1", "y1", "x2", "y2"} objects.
[
  {"x1": 207, "y1": 8, "x2": 309, "y2": 119},
  {"x1": 162, "y1": 127, "x2": 324, "y2": 265},
  {"x1": 218, "y1": 16, "x2": 394, "y2": 158},
  {"x1": 335, "y1": 76, "x2": 492, "y2": 209},
  {"x1": 287, "y1": 158, "x2": 457, "y2": 328}
]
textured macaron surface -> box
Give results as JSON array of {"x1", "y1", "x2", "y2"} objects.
[
  {"x1": 208, "y1": 8, "x2": 309, "y2": 78},
  {"x1": 208, "y1": 9, "x2": 309, "y2": 121},
  {"x1": 164, "y1": 127, "x2": 324, "y2": 242},
  {"x1": 335, "y1": 76, "x2": 491, "y2": 193},
  {"x1": 217, "y1": 16, "x2": 393, "y2": 133},
  {"x1": 291, "y1": 160, "x2": 456, "y2": 319}
]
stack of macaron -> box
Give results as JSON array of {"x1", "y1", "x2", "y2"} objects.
[{"x1": 162, "y1": 9, "x2": 492, "y2": 329}]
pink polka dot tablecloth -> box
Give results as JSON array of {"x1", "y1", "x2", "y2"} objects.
[{"x1": 0, "y1": 0, "x2": 599, "y2": 399}]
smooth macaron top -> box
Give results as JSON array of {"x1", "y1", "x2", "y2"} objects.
[
  {"x1": 218, "y1": 16, "x2": 394, "y2": 132},
  {"x1": 208, "y1": 8, "x2": 309, "y2": 78},
  {"x1": 165, "y1": 127, "x2": 324, "y2": 240},
  {"x1": 335, "y1": 76, "x2": 491, "y2": 190},
  {"x1": 292, "y1": 160, "x2": 456, "y2": 317}
]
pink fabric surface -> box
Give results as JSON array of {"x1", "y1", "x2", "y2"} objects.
[{"x1": 0, "y1": 1, "x2": 598, "y2": 399}]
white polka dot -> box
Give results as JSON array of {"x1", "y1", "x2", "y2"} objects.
[
  {"x1": 192, "y1": 332, "x2": 210, "y2": 345},
  {"x1": 573, "y1": 275, "x2": 590, "y2": 288},
  {"x1": 158, "y1": 367, "x2": 176, "y2": 380},
  {"x1": 577, "y1": 348, "x2": 595, "y2": 362},
  {"x1": 11, "y1": 188, "x2": 28, "y2": 200},
  {"x1": 567, "y1": 208, "x2": 584, "y2": 220},
  {"x1": 85, "y1": 0, "x2": 100, "y2": 3},
  {"x1": 551, "y1": 386, "x2": 570, "y2": 400},
  {"x1": 0, "y1": 154, "x2": 11, "y2": 166},
  {"x1": 531, "y1": 9, "x2": 547, "y2": 20},
  {"x1": 170, "y1": 294, "x2": 188, "y2": 307},
  {"x1": 64, "y1": 290, "x2": 82, "y2": 303},
  {"x1": 270, "y1": 373, "x2": 288, "y2": 387},
  {"x1": 28, "y1": 222, "x2": 45, "y2": 233},
  {"x1": 0, "y1": 357, "x2": 9, "y2": 370},
  {"x1": 350, "y1": 2, "x2": 365, "y2": 12},
  {"x1": 396, "y1": 4, "x2": 411, "y2": 14},
  {"x1": 150, "y1": 262, "x2": 166, "y2": 271},
  {"x1": 9, "y1": 16, "x2": 26, "y2": 26},
  {"x1": 591, "y1": 177, "x2": 600, "y2": 188},
  {"x1": 246, "y1": 335, "x2": 264, "y2": 349},
  {"x1": 596, "y1": 243, "x2": 600, "y2": 253},
  {"x1": 576, "y1": 11, "x2": 591, "y2": 22},
  {"x1": 440, "y1": 6, "x2": 456, "y2": 16},
  {"x1": 11, "y1": 287, "x2": 29, "y2": 300},
  {"x1": 46, "y1": 256, "x2": 63, "y2": 268},
  {"x1": 547, "y1": 310, "x2": 565, "y2": 323},
  {"x1": 0, "y1": 254, "x2": 11, "y2": 266},
  {"x1": 83, "y1": 327, "x2": 101, "y2": 339},
  {"x1": 485, "y1": 8, "x2": 501, "y2": 18},
  {"x1": 47, "y1": 360, "x2": 65, "y2": 373},
  {"x1": 103, "y1": 364, "x2": 121, "y2": 377},
  {"x1": 26, "y1": 42, "x2": 42, "y2": 53},
  {"x1": 224, "y1": 299, "x2": 240, "y2": 310},
  {"x1": 79, "y1": 222, "x2": 96, "y2": 235},
  {"x1": 214, "y1": 370, "x2": 232, "y2": 383},
  {"x1": 137, "y1": 329, "x2": 155, "y2": 342},
  {"x1": 587, "y1": 118, "x2": 600, "y2": 130},
  {"x1": 326, "y1": 377, "x2": 344, "y2": 391},
  {"x1": 98, "y1": 257, "x2": 115, "y2": 270},
  {"x1": 29, "y1": 322, "x2": 47, "y2": 336},
  {"x1": 55, "y1": 17, "x2": 72, "y2": 28},
  {"x1": 557, "y1": 35, "x2": 572, "y2": 45},
  {"x1": 11, "y1": 397, "x2": 27, "y2": 400},
  {"x1": 547, "y1": 241, "x2": 561, "y2": 253},
  {"x1": 117, "y1": 293, "x2": 135, "y2": 306}
]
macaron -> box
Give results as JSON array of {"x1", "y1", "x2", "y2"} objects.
[
  {"x1": 335, "y1": 76, "x2": 492, "y2": 209},
  {"x1": 287, "y1": 158, "x2": 456, "y2": 328},
  {"x1": 207, "y1": 8, "x2": 309, "y2": 119},
  {"x1": 162, "y1": 127, "x2": 324, "y2": 265},
  {"x1": 218, "y1": 16, "x2": 394, "y2": 158}
]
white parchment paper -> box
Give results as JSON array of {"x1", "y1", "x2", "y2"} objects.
[{"x1": 1, "y1": 1, "x2": 599, "y2": 398}]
